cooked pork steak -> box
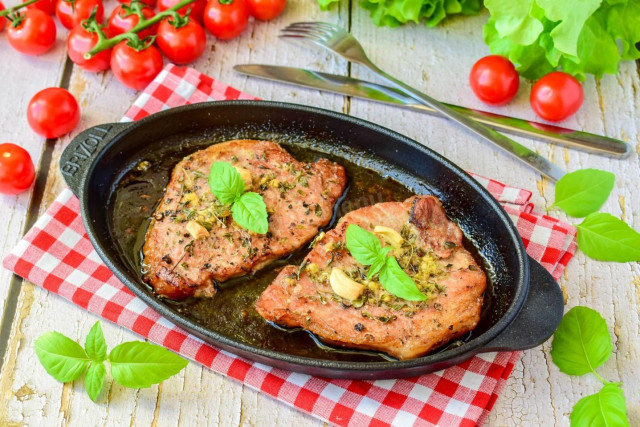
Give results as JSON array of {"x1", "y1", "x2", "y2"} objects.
[
  {"x1": 255, "y1": 196, "x2": 487, "y2": 360},
  {"x1": 142, "y1": 139, "x2": 347, "y2": 300}
]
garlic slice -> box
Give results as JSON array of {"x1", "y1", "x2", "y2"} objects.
[
  {"x1": 330, "y1": 268, "x2": 365, "y2": 301},
  {"x1": 186, "y1": 221, "x2": 209, "y2": 240},
  {"x1": 374, "y1": 225, "x2": 403, "y2": 248}
]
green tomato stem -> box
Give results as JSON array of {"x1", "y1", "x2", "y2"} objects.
[
  {"x1": 83, "y1": 0, "x2": 197, "y2": 59},
  {"x1": 0, "y1": 0, "x2": 41, "y2": 18}
]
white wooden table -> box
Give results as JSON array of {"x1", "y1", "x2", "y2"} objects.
[{"x1": 1, "y1": 2, "x2": 639, "y2": 425}]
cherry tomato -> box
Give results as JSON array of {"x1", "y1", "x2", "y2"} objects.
[
  {"x1": 67, "y1": 24, "x2": 112, "y2": 72},
  {"x1": 246, "y1": 0, "x2": 284, "y2": 21},
  {"x1": 158, "y1": 0, "x2": 206, "y2": 23},
  {"x1": 27, "y1": 88, "x2": 80, "y2": 138},
  {"x1": 203, "y1": 0, "x2": 249, "y2": 40},
  {"x1": 6, "y1": 9, "x2": 56, "y2": 56},
  {"x1": 55, "y1": 0, "x2": 103, "y2": 30},
  {"x1": 469, "y1": 55, "x2": 519, "y2": 106},
  {"x1": 0, "y1": 1, "x2": 7, "y2": 32},
  {"x1": 26, "y1": 0, "x2": 56, "y2": 15},
  {"x1": 108, "y1": 3, "x2": 157, "y2": 39},
  {"x1": 117, "y1": 0, "x2": 155, "y2": 7},
  {"x1": 530, "y1": 71, "x2": 583, "y2": 122},
  {"x1": 0, "y1": 144, "x2": 36, "y2": 195},
  {"x1": 156, "y1": 18, "x2": 206, "y2": 64},
  {"x1": 111, "y1": 42, "x2": 163, "y2": 90}
]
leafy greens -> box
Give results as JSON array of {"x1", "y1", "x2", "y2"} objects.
[{"x1": 483, "y1": 0, "x2": 640, "y2": 80}]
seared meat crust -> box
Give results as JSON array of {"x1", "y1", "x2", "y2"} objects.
[
  {"x1": 255, "y1": 196, "x2": 486, "y2": 360},
  {"x1": 142, "y1": 139, "x2": 347, "y2": 300}
]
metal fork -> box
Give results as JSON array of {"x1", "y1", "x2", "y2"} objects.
[{"x1": 280, "y1": 22, "x2": 566, "y2": 182}]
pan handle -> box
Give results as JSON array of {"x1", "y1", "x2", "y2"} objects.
[
  {"x1": 481, "y1": 256, "x2": 564, "y2": 352},
  {"x1": 60, "y1": 122, "x2": 131, "y2": 198}
]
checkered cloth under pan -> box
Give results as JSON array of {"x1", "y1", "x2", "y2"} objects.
[{"x1": 3, "y1": 64, "x2": 577, "y2": 427}]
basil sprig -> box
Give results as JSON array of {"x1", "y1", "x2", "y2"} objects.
[
  {"x1": 551, "y1": 307, "x2": 629, "y2": 426},
  {"x1": 34, "y1": 322, "x2": 188, "y2": 402},
  {"x1": 345, "y1": 224, "x2": 426, "y2": 301},
  {"x1": 552, "y1": 168, "x2": 640, "y2": 262},
  {"x1": 208, "y1": 161, "x2": 268, "y2": 234}
]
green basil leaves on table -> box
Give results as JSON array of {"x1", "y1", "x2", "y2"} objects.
[
  {"x1": 576, "y1": 213, "x2": 640, "y2": 262},
  {"x1": 552, "y1": 169, "x2": 615, "y2": 217}
]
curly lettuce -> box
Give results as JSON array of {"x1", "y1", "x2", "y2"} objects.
[
  {"x1": 318, "y1": 0, "x2": 482, "y2": 28},
  {"x1": 484, "y1": 0, "x2": 640, "y2": 80}
]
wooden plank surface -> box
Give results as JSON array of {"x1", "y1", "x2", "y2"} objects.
[{"x1": 0, "y1": 2, "x2": 639, "y2": 426}]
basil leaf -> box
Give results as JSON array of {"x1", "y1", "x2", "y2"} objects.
[
  {"x1": 571, "y1": 384, "x2": 629, "y2": 427},
  {"x1": 550, "y1": 306, "x2": 612, "y2": 376},
  {"x1": 34, "y1": 332, "x2": 91, "y2": 383},
  {"x1": 208, "y1": 161, "x2": 244, "y2": 205},
  {"x1": 345, "y1": 224, "x2": 384, "y2": 266},
  {"x1": 231, "y1": 192, "x2": 268, "y2": 234},
  {"x1": 85, "y1": 362, "x2": 106, "y2": 402},
  {"x1": 367, "y1": 256, "x2": 386, "y2": 280},
  {"x1": 379, "y1": 257, "x2": 427, "y2": 301},
  {"x1": 109, "y1": 342, "x2": 188, "y2": 388},
  {"x1": 85, "y1": 322, "x2": 107, "y2": 362},
  {"x1": 552, "y1": 169, "x2": 615, "y2": 217},
  {"x1": 576, "y1": 213, "x2": 640, "y2": 262}
]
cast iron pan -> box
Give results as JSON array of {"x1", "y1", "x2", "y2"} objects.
[{"x1": 60, "y1": 101, "x2": 563, "y2": 379}]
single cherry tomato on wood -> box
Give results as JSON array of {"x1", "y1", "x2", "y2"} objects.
[
  {"x1": 108, "y1": 2, "x2": 157, "y2": 39},
  {"x1": 0, "y1": 143, "x2": 36, "y2": 195},
  {"x1": 6, "y1": 9, "x2": 56, "y2": 56},
  {"x1": 67, "y1": 24, "x2": 112, "y2": 72},
  {"x1": 26, "y1": 0, "x2": 56, "y2": 15},
  {"x1": 27, "y1": 88, "x2": 80, "y2": 138},
  {"x1": 0, "y1": 1, "x2": 7, "y2": 32},
  {"x1": 111, "y1": 41, "x2": 163, "y2": 90},
  {"x1": 55, "y1": 0, "x2": 103, "y2": 30},
  {"x1": 469, "y1": 55, "x2": 519, "y2": 106},
  {"x1": 156, "y1": 17, "x2": 206, "y2": 64},
  {"x1": 158, "y1": 0, "x2": 206, "y2": 23},
  {"x1": 246, "y1": 0, "x2": 284, "y2": 21},
  {"x1": 203, "y1": 0, "x2": 249, "y2": 40},
  {"x1": 530, "y1": 71, "x2": 583, "y2": 122}
]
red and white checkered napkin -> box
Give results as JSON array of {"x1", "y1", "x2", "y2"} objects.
[{"x1": 4, "y1": 65, "x2": 577, "y2": 426}]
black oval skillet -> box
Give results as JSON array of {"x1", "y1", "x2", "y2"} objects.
[{"x1": 60, "y1": 101, "x2": 563, "y2": 380}]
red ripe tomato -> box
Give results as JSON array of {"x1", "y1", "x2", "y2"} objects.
[
  {"x1": 0, "y1": 1, "x2": 7, "y2": 32},
  {"x1": 111, "y1": 42, "x2": 163, "y2": 90},
  {"x1": 108, "y1": 3, "x2": 157, "y2": 39},
  {"x1": 246, "y1": 0, "x2": 285, "y2": 21},
  {"x1": 0, "y1": 144, "x2": 36, "y2": 195},
  {"x1": 27, "y1": 88, "x2": 80, "y2": 138},
  {"x1": 55, "y1": 0, "x2": 104, "y2": 30},
  {"x1": 156, "y1": 18, "x2": 206, "y2": 64},
  {"x1": 158, "y1": 0, "x2": 206, "y2": 23},
  {"x1": 67, "y1": 24, "x2": 112, "y2": 72},
  {"x1": 469, "y1": 55, "x2": 519, "y2": 106},
  {"x1": 117, "y1": 0, "x2": 155, "y2": 7},
  {"x1": 203, "y1": 0, "x2": 249, "y2": 40},
  {"x1": 6, "y1": 9, "x2": 56, "y2": 56},
  {"x1": 26, "y1": 0, "x2": 56, "y2": 15},
  {"x1": 530, "y1": 71, "x2": 583, "y2": 122}
]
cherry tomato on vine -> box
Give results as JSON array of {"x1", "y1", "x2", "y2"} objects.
[
  {"x1": 111, "y1": 42, "x2": 163, "y2": 90},
  {"x1": 27, "y1": 88, "x2": 80, "y2": 138},
  {"x1": 158, "y1": 0, "x2": 206, "y2": 23},
  {"x1": 6, "y1": 9, "x2": 56, "y2": 56},
  {"x1": 203, "y1": 0, "x2": 249, "y2": 40},
  {"x1": 156, "y1": 17, "x2": 206, "y2": 64},
  {"x1": 108, "y1": 3, "x2": 157, "y2": 39},
  {"x1": 0, "y1": 1, "x2": 7, "y2": 32},
  {"x1": 0, "y1": 144, "x2": 35, "y2": 195},
  {"x1": 530, "y1": 71, "x2": 583, "y2": 122},
  {"x1": 55, "y1": 0, "x2": 103, "y2": 30},
  {"x1": 26, "y1": 0, "x2": 56, "y2": 15},
  {"x1": 117, "y1": 0, "x2": 155, "y2": 8},
  {"x1": 246, "y1": 0, "x2": 285, "y2": 21},
  {"x1": 469, "y1": 55, "x2": 519, "y2": 106},
  {"x1": 67, "y1": 24, "x2": 112, "y2": 72}
]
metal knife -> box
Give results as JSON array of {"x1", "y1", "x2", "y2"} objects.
[{"x1": 234, "y1": 64, "x2": 630, "y2": 159}]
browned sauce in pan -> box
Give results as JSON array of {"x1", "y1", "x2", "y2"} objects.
[{"x1": 111, "y1": 140, "x2": 488, "y2": 362}]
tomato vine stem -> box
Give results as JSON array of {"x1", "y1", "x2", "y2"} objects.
[{"x1": 0, "y1": 0, "x2": 41, "y2": 18}]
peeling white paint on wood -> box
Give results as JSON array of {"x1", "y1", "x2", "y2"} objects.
[{"x1": 0, "y1": 2, "x2": 638, "y2": 426}]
